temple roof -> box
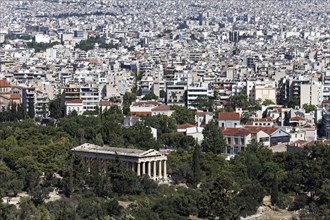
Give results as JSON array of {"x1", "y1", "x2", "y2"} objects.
[{"x1": 72, "y1": 143, "x2": 163, "y2": 158}]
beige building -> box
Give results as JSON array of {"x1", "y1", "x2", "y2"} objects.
[
  {"x1": 151, "y1": 105, "x2": 174, "y2": 116},
  {"x1": 246, "y1": 80, "x2": 276, "y2": 103},
  {"x1": 65, "y1": 99, "x2": 84, "y2": 115},
  {"x1": 300, "y1": 82, "x2": 322, "y2": 108},
  {"x1": 222, "y1": 128, "x2": 253, "y2": 154}
]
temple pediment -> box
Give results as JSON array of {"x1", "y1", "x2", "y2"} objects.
[{"x1": 139, "y1": 149, "x2": 162, "y2": 157}]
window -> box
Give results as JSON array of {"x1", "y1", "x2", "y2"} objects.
[
  {"x1": 227, "y1": 137, "x2": 231, "y2": 144},
  {"x1": 234, "y1": 146, "x2": 239, "y2": 154},
  {"x1": 234, "y1": 138, "x2": 239, "y2": 145},
  {"x1": 241, "y1": 138, "x2": 245, "y2": 145},
  {"x1": 222, "y1": 123, "x2": 225, "y2": 127},
  {"x1": 259, "y1": 137, "x2": 269, "y2": 142}
]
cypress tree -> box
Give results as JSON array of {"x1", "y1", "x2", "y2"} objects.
[
  {"x1": 28, "y1": 97, "x2": 35, "y2": 119},
  {"x1": 192, "y1": 143, "x2": 202, "y2": 188},
  {"x1": 271, "y1": 174, "x2": 279, "y2": 206}
]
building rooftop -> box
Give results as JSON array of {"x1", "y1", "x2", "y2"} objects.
[
  {"x1": 218, "y1": 112, "x2": 240, "y2": 120},
  {"x1": 72, "y1": 143, "x2": 163, "y2": 158}
]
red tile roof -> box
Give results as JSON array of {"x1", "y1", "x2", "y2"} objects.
[
  {"x1": 289, "y1": 116, "x2": 305, "y2": 121},
  {"x1": 132, "y1": 101, "x2": 160, "y2": 107},
  {"x1": 218, "y1": 112, "x2": 240, "y2": 120},
  {"x1": 177, "y1": 123, "x2": 195, "y2": 129},
  {"x1": 270, "y1": 108, "x2": 282, "y2": 113},
  {"x1": 152, "y1": 105, "x2": 171, "y2": 111},
  {"x1": 131, "y1": 112, "x2": 152, "y2": 117},
  {"x1": 88, "y1": 59, "x2": 99, "y2": 65},
  {"x1": 222, "y1": 128, "x2": 251, "y2": 136},
  {"x1": 99, "y1": 100, "x2": 117, "y2": 106},
  {"x1": 244, "y1": 126, "x2": 278, "y2": 135},
  {"x1": 0, "y1": 80, "x2": 11, "y2": 87}
]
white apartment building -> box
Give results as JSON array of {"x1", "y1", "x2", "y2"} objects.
[
  {"x1": 300, "y1": 81, "x2": 323, "y2": 108},
  {"x1": 166, "y1": 81, "x2": 187, "y2": 106},
  {"x1": 187, "y1": 82, "x2": 213, "y2": 108},
  {"x1": 35, "y1": 34, "x2": 51, "y2": 44},
  {"x1": 35, "y1": 92, "x2": 49, "y2": 117},
  {"x1": 80, "y1": 84, "x2": 100, "y2": 111},
  {"x1": 322, "y1": 70, "x2": 330, "y2": 100}
]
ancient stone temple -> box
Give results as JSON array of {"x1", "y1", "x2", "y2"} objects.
[{"x1": 72, "y1": 143, "x2": 168, "y2": 181}]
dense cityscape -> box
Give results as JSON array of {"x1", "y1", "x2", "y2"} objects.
[{"x1": 0, "y1": 0, "x2": 330, "y2": 219}]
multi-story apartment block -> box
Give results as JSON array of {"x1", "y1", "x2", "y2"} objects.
[
  {"x1": 278, "y1": 77, "x2": 323, "y2": 108},
  {"x1": 187, "y1": 82, "x2": 213, "y2": 108},
  {"x1": 64, "y1": 83, "x2": 80, "y2": 101},
  {"x1": 165, "y1": 81, "x2": 187, "y2": 106},
  {"x1": 80, "y1": 84, "x2": 100, "y2": 111},
  {"x1": 35, "y1": 92, "x2": 49, "y2": 117},
  {"x1": 246, "y1": 80, "x2": 276, "y2": 103}
]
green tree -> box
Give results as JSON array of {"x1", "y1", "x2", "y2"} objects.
[
  {"x1": 27, "y1": 98, "x2": 35, "y2": 119},
  {"x1": 191, "y1": 144, "x2": 202, "y2": 187},
  {"x1": 230, "y1": 94, "x2": 249, "y2": 110},
  {"x1": 144, "y1": 115, "x2": 177, "y2": 135},
  {"x1": 287, "y1": 96, "x2": 300, "y2": 108},
  {"x1": 240, "y1": 111, "x2": 253, "y2": 125},
  {"x1": 30, "y1": 184, "x2": 51, "y2": 205},
  {"x1": 271, "y1": 174, "x2": 279, "y2": 206},
  {"x1": 159, "y1": 90, "x2": 166, "y2": 99},
  {"x1": 142, "y1": 92, "x2": 158, "y2": 100},
  {"x1": 205, "y1": 172, "x2": 239, "y2": 219},
  {"x1": 192, "y1": 96, "x2": 214, "y2": 112},
  {"x1": 49, "y1": 95, "x2": 63, "y2": 119},
  {"x1": 303, "y1": 103, "x2": 316, "y2": 113},
  {"x1": 123, "y1": 123, "x2": 158, "y2": 150},
  {"x1": 123, "y1": 92, "x2": 137, "y2": 115},
  {"x1": 262, "y1": 99, "x2": 275, "y2": 106},
  {"x1": 171, "y1": 105, "x2": 195, "y2": 124},
  {"x1": 201, "y1": 120, "x2": 226, "y2": 154}
]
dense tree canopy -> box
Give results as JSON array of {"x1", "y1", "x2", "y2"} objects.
[
  {"x1": 170, "y1": 105, "x2": 195, "y2": 124},
  {"x1": 201, "y1": 120, "x2": 226, "y2": 153},
  {"x1": 0, "y1": 109, "x2": 330, "y2": 219}
]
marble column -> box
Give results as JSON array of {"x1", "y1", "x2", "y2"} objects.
[
  {"x1": 158, "y1": 160, "x2": 162, "y2": 178},
  {"x1": 87, "y1": 158, "x2": 91, "y2": 173},
  {"x1": 131, "y1": 162, "x2": 135, "y2": 172},
  {"x1": 147, "y1": 161, "x2": 151, "y2": 176},
  {"x1": 163, "y1": 160, "x2": 167, "y2": 179},
  {"x1": 153, "y1": 161, "x2": 157, "y2": 178},
  {"x1": 137, "y1": 162, "x2": 141, "y2": 176},
  {"x1": 142, "y1": 162, "x2": 146, "y2": 175}
]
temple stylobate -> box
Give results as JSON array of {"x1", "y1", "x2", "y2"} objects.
[{"x1": 72, "y1": 143, "x2": 168, "y2": 181}]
